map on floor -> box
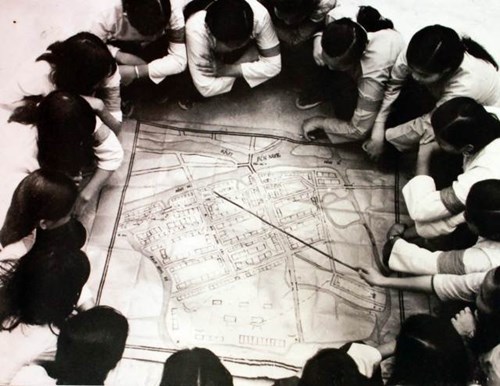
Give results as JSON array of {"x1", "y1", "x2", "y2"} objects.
[{"x1": 87, "y1": 121, "x2": 430, "y2": 380}]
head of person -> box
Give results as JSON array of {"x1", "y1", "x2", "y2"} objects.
[
  {"x1": 407, "y1": 25, "x2": 498, "y2": 85},
  {"x1": 465, "y1": 180, "x2": 500, "y2": 241},
  {"x1": 271, "y1": 0, "x2": 315, "y2": 26},
  {"x1": 0, "y1": 169, "x2": 78, "y2": 247},
  {"x1": 52, "y1": 306, "x2": 129, "y2": 385},
  {"x1": 388, "y1": 314, "x2": 469, "y2": 386},
  {"x1": 356, "y1": 6, "x2": 393, "y2": 32},
  {"x1": 35, "y1": 91, "x2": 96, "y2": 180},
  {"x1": 123, "y1": 0, "x2": 171, "y2": 36},
  {"x1": 432, "y1": 97, "x2": 500, "y2": 156},
  {"x1": 321, "y1": 18, "x2": 368, "y2": 72},
  {"x1": 38, "y1": 32, "x2": 117, "y2": 95},
  {"x1": 472, "y1": 267, "x2": 500, "y2": 355},
  {"x1": 159, "y1": 347, "x2": 233, "y2": 386},
  {"x1": 298, "y1": 348, "x2": 369, "y2": 386},
  {"x1": 206, "y1": 0, "x2": 254, "y2": 53},
  {"x1": 0, "y1": 247, "x2": 90, "y2": 331}
]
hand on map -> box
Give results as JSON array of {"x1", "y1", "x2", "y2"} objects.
[
  {"x1": 302, "y1": 117, "x2": 327, "y2": 140},
  {"x1": 451, "y1": 307, "x2": 477, "y2": 339},
  {"x1": 358, "y1": 266, "x2": 387, "y2": 287},
  {"x1": 362, "y1": 122, "x2": 385, "y2": 160},
  {"x1": 362, "y1": 138, "x2": 385, "y2": 160}
]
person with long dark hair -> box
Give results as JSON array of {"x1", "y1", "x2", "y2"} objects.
[
  {"x1": 402, "y1": 98, "x2": 500, "y2": 240},
  {"x1": 0, "y1": 247, "x2": 91, "y2": 383},
  {"x1": 0, "y1": 170, "x2": 83, "y2": 260},
  {"x1": 364, "y1": 25, "x2": 500, "y2": 159},
  {"x1": 2, "y1": 91, "x2": 123, "y2": 218},
  {"x1": 0, "y1": 32, "x2": 121, "y2": 123},
  {"x1": 300, "y1": 12, "x2": 403, "y2": 145}
]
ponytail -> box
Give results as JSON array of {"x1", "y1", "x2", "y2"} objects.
[
  {"x1": 357, "y1": 6, "x2": 394, "y2": 32},
  {"x1": 8, "y1": 96, "x2": 43, "y2": 125},
  {"x1": 461, "y1": 37, "x2": 498, "y2": 70}
]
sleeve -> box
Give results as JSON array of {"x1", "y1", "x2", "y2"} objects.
[
  {"x1": 240, "y1": 7, "x2": 281, "y2": 88},
  {"x1": 388, "y1": 238, "x2": 441, "y2": 274},
  {"x1": 451, "y1": 163, "x2": 494, "y2": 205},
  {"x1": 374, "y1": 50, "x2": 409, "y2": 124},
  {"x1": 402, "y1": 175, "x2": 453, "y2": 222},
  {"x1": 0, "y1": 232, "x2": 36, "y2": 261},
  {"x1": 322, "y1": 78, "x2": 385, "y2": 141},
  {"x1": 462, "y1": 247, "x2": 497, "y2": 273},
  {"x1": 93, "y1": 126, "x2": 124, "y2": 171},
  {"x1": 346, "y1": 343, "x2": 382, "y2": 379},
  {"x1": 185, "y1": 14, "x2": 236, "y2": 97},
  {"x1": 99, "y1": 70, "x2": 122, "y2": 119},
  {"x1": 432, "y1": 272, "x2": 486, "y2": 302},
  {"x1": 414, "y1": 212, "x2": 465, "y2": 238},
  {"x1": 147, "y1": 0, "x2": 187, "y2": 83},
  {"x1": 148, "y1": 43, "x2": 187, "y2": 84},
  {"x1": 9, "y1": 365, "x2": 56, "y2": 386}
]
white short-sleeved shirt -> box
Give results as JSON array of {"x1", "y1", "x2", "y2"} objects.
[
  {"x1": 185, "y1": 0, "x2": 281, "y2": 97},
  {"x1": 347, "y1": 343, "x2": 382, "y2": 378},
  {"x1": 403, "y1": 137, "x2": 500, "y2": 237},
  {"x1": 89, "y1": 0, "x2": 187, "y2": 84},
  {"x1": 378, "y1": 52, "x2": 500, "y2": 149},
  {"x1": 389, "y1": 237, "x2": 500, "y2": 276},
  {"x1": 432, "y1": 272, "x2": 485, "y2": 302}
]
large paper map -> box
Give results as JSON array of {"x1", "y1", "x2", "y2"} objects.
[{"x1": 88, "y1": 121, "x2": 428, "y2": 380}]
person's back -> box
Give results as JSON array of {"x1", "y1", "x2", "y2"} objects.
[
  {"x1": 45, "y1": 306, "x2": 129, "y2": 385},
  {"x1": 0, "y1": 247, "x2": 91, "y2": 383}
]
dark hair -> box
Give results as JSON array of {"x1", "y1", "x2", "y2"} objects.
[
  {"x1": 388, "y1": 314, "x2": 469, "y2": 385},
  {"x1": 356, "y1": 6, "x2": 393, "y2": 32},
  {"x1": 432, "y1": 97, "x2": 500, "y2": 154},
  {"x1": 51, "y1": 306, "x2": 129, "y2": 385},
  {"x1": 271, "y1": 0, "x2": 316, "y2": 26},
  {"x1": 465, "y1": 180, "x2": 500, "y2": 241},
  {"x1": 123, "y1": 0, "x2": 171, "y2": 36},
  {"x1": 185, "y1": 0, "x2": 253, "y2": 44},
  {"x1": 321, "y1": 18, "x2": 368, "y2": 61},
  {"x1": 472, "y1": 267, "x2": 500, "y2": 354},
  {"x1": 10, "y1": 91, "x2": 96, "y2": 177},
  {"x1": 0, "y1": 247, "x2": 90, "y2": 331},
  {"x1": 37, "y1": 32, "x2": 117, "y2": 95},
  {"x1": 298, "y1": 348, "x2": 369, "y2": 386},
  {"x1": 0, "y1": 170, "x2": 78, "y2": 247},
  {"x1": 407, "y1": 25, "x2": 498, "y2": 76},
  {"x1": 159, "y1": 347, "x2": 233, "y2": 386}
]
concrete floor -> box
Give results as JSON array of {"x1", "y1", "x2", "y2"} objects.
[{"x1": 1, "y1": 0, "x2": 500, "y2": 384}]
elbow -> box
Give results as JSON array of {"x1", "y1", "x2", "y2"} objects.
[{"x1": 270, "y1": 58, "x2": 282, "y2": 77}]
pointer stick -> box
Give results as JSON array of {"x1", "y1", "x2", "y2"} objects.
[{"x1": 213, "y1": 191, "x2": 357, "y2": 271}]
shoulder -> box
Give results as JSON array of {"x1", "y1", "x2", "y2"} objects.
[
  {"x1": 186, "y1": 10, "x2": 207, "y2": 31},
  {"x1": 246, "y1": 0, "x2": 271, "y2": 20}
]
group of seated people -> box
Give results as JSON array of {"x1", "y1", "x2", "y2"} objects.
[{"x1": 0, "y1": 0, "x2": 500, "y2": 384}]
